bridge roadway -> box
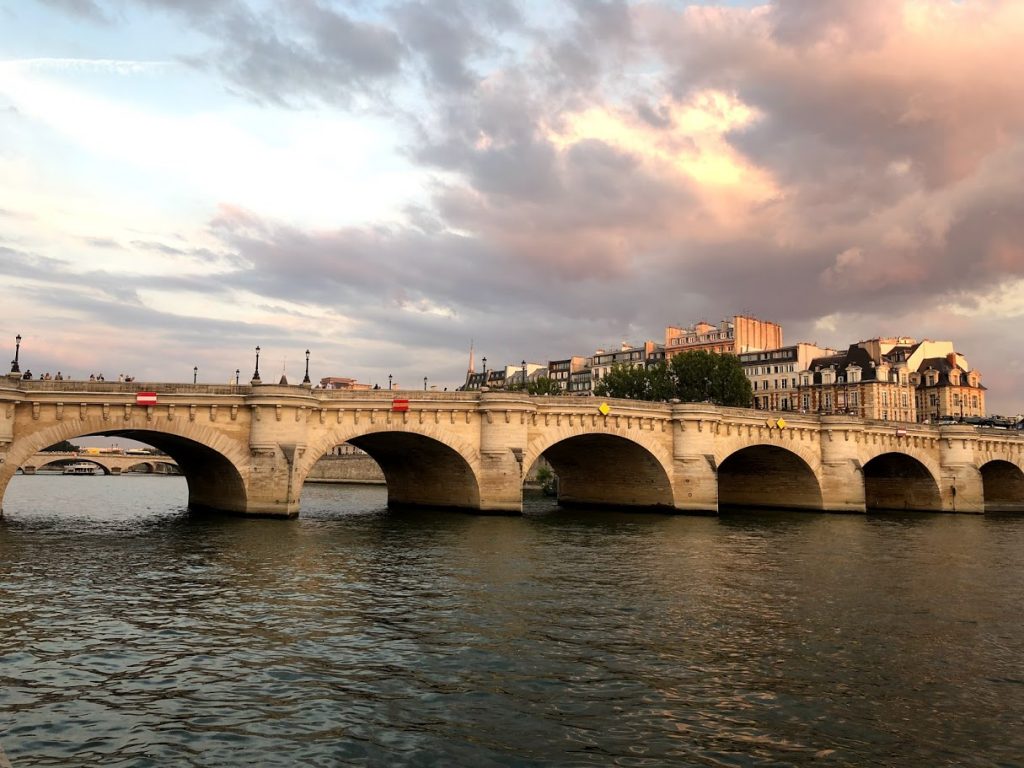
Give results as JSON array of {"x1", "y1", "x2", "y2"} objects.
[{"x1": 1, "y1": 378, "x2": 1023, "y2": 518}]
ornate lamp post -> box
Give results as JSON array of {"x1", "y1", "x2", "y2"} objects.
[
  {"x1": 424, "y1": 376, "x2": 428, "y2": 391},
  {"x1": 193, "y1": 366, "x2": 198, "y2": 384},
  {"x1": 10, "y1": 334, "x2": 22, "y2": 374},
  {"x1": 388, "y1": 373, "x2": 392, "y2": 390},
  {"x1": 303, "y1": 349, "x2": 311, "y2": 386},
  {"x1": 252, "y1": 346, "x2": 261, "y2": 383},
  {"x1": 521, "y1": 359, "x2": 527, "y2": 393},
  {"x1": 235, "y1": 369, "x2": 240, "y2": 385}
]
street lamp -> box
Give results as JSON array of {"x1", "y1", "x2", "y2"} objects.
[
  {"x1": 521, "y1": 360, "x2": 527, "y2": 393},
  {"x1": 424, "y1": 376, "x2": 428, "y2": 391},
  {"x1": 388, "y1": 373, "x2": 392, "y2": 390},
  {"x1": 235, "y1": 369, "x2": 240, "y2": 385},
  {"x1": 303, "y1": 349, "x2": 311, "y2": 385},
  {"x1": 10, "y1": 334, "x2": 21, "y2": 374},
  {"x1": 252, "y1": 346, "x2": 261, "y2": 382},
  {"x1": 193, "y1": 366, "x2": 198, "y2": 384}
]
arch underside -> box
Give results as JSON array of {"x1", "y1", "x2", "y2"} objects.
[
  {"x1": 92, "y1": 430, "x2": 246, "y2": 513},
  {"x1": 981, "y1": 460, "x2": 1024, "y2": 513},
  {"x1": 863, "y1": 453, "x2": 941, "y2": 512},
  {"x1": 347, "y1": 432, "x2": 481, "y2": 510},
  {"x1": 540, "y1": 434, "x2": 674, "y2": 510},
  {"x1": 718, "y1": 445, "x2": 823, "y2": 511}
]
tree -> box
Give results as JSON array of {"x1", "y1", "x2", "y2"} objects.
[
  {"x1": 669, "y1": 350, "x2": 753, "y2": 407},
  {"x1": 41, "y1": 440, "x2": 79, "y2": 452},
  {"x1": 527, "y1": 376, "x2": 561, "y2": 396},
  {"x1": 593, "y1": 352, "x2": 753, "y2": 407},
  {"x1": 593, "y1": 363, "x2": 653, "y2": 399}
]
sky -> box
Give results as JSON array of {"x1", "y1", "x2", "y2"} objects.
[{"x1": 2, "y1": 0, "x2": 1024, "y2": 413}]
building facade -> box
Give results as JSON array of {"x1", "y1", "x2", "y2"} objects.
[
  {"x1": 740, "y1": 343, "x2": 836, "y2": 411},
  {"x1": 590, "y1": 341, "x2": 663, "y2": 391},
  {"x1": 665, "y1": 315, "x2": 782, "y2": 359},
  {"x1": 548, "y1": 356, "x2": 587, "y2": 393}
]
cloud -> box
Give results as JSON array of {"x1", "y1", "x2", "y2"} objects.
[
  {"x1": 12, "y1": 0, "x2": 1024, "y2": 411},
  {"x1": 37, "y1": 0, "x2": 109, "y2": 22}
]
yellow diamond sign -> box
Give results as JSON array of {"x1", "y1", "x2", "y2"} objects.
[
  {"x1": 598, "y1": 402, "x2": 611, "y2": 416},
  {"x1": 776, "y1": 418, "x2": 787, "y2": 429}
]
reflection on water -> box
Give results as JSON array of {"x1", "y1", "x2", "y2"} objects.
[{"x1": 2, "y1": 476, "x2": 1023, "y2": 766}]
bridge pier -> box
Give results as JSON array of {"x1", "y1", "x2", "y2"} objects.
[
  {"x1": 670, "y1": 455, "x2": 719, "y2": 513},
  {"x1": 476, "y1": 395, "x2": 532, "y2": 514},
  {"x1": 939, "y1": 425, "x2": 985, "y2": 513}
]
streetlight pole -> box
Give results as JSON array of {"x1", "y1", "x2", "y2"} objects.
[
  {"x1": 193, "y1": 366, "x2": 198, "y2": 384},
  {"x1": 388, "y1": 374, "x2": 392, "y2": 390},
  {"x1": 10, "y1": 334, "x2": 21, "y2": 374},
  {"x1": 235, "y1": 369, "x2": 240, "y2": 385},
  {"x1": 424, "y1": 376, "x2": 428, "y2": 391},
  {"x1": 252, "y1": 346, "x2": 261, "y2": 383},
  {"x1": 303, "y1": 349, "x2": 311, "y2": 386}
]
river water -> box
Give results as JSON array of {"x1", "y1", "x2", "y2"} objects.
[{"x1": 1, "y1": 475, "x2": 1023, "y2": 767}]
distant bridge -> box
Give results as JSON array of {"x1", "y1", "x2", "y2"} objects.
[
  {"x1": 2, "y1": 378, "x2": 1023, "y2": 517},
  {"x1": 18, "y1": 451, "x2": 179, "y2": 475}
]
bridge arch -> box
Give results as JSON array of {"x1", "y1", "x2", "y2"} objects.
[
  {"x1": 33, "y1": 457, "x2": 112, "y2": 475},
  {"x1": 980, "y1": 459, "x2": 1024, "y2": 513},
  {"x1": 0, "y1": 418, "x2": 249, "y2": 514},
  {"x1": 716, "y1": 444, "x2": 823, "y2": 511},
  {"x1": 862, "y1": 452, "x2": 941, "y2": 512},
  {"x1": 298, "y1": 424, "x2": 482, "y2": 510},
  {"x1": 523, "y1": 429, "x2": 675, "y2": 510}
]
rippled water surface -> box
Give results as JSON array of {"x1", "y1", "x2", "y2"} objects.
[{"x1": 2, "y1": 476, "x2": 1024, "y2": 766}]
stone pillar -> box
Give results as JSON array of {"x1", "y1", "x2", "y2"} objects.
[
  {"x1": 242, "y1": 387, "x2": 318, "y2": 518},
  {"x1": 476, "y1": 393, "x2": 532, "y2": 514},
  {"x1": 670, "y1": 405, "x2": 720, "y2": 513},
  {"x1": 818, "y1": 416, "x2": 867, "y2": 513},
  {"x1": 938, "y1": 425, "x2": 984, "y2": 514}
]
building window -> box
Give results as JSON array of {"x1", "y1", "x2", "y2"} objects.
[{"x1": 802, "y1": 395, "x2": 810, "y2": 410}]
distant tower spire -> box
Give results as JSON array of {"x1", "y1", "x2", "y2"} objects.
[{"x1": 468, "y1": 339, "x2": 475, "y2": 373}]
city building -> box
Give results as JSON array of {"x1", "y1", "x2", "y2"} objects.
[
  {"x1": 567, "y1": 366, "x2": 593, "y2": 395},
  {"x1": 665, "y1": 315, "x2": 782, "y2": 359},
  {"x1": 547, "y1": 356, "x2": 588, "y2": 393},
  {"x1": 319, "y1": 377, "x2": 371, "y2": 391},
  {"x1": 912, "y1": 353, "x2": 986, "y2": 422},
  {"x1": 796, "y1": 345, "x2": 917, "y2": 421},
  {"x1": 590, "y1": 341, "x2": 663, "y2": 389},
  {"x1": 794, "y1": 338, "x2": 986, "y2": 422},
  {"x1": 740, "y1": 343, "x2": 837, "y2": 411}
]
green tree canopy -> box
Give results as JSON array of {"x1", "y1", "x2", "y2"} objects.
[
  {"x1": 41, "y1": 440, "x2": 79, "y2": 452},
  {"x1": 527, "y1": 376, "x2": 561, "y2": 396},
  {"x1": 593, "y1": 352, "x2": 753, "y2": 407}
]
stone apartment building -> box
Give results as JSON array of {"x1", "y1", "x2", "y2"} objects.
[
  {"x1": 740, "y1": 343, "x2": 836, "y2": 411},
  {"x1": 547, "y1": 356, "x2": 588, "y2": 393},
  {"x1": 665, "y1": 315, "x2": 782, "y2": 359},
  {"x1": 590, "y1": 341, "x2": 663, "y2": 390},
  {"x1": 795, "y1": 338, "x2": 986, "y2": 422}
]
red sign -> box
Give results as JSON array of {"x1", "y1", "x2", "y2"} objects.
[
  {"x1": 391, "y1": 398, "x2": 409, "y2": 412},
  {"x1": 136, "y1": 392, "x2": 158, "y2": 405}
]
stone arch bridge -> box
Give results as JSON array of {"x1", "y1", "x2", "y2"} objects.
[
  {"x1": 1, "y1": 379, "x2": 1022, "y2": 518},
  {"x1": 18, "y1": 451, "x2": 178, "y2": 475}
]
